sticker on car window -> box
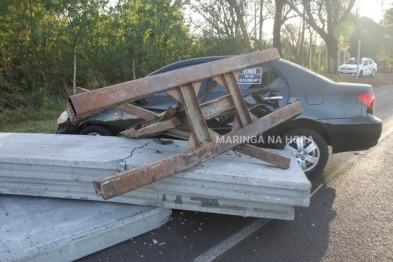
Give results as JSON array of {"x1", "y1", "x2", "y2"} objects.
[{"x1": 238, "y1": 68, "x2": 262, "y2": 85}]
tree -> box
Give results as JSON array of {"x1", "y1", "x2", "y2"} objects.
[
  {"x1": 379, "y1": 2, "x2": 393, "y2": 63},
  {"x1": 187, "y1": 0, "x2": 254, "y2": 53},
  {"x1": 348, "y1": 17, "x2": 384, "y2": 60},
  {"x1": 0, "y1": 0, "x2": 194, "y2": 109},
  {"x1": 285, "y1": 0, "x2": 356, "y2": 73},
  {"x1": 272, "y1": 0, "x2": 295, "y2": 56}
]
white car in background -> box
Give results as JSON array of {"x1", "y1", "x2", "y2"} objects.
[{"x1": 338, "y1": 57, "x2": 378, "y2": 77}]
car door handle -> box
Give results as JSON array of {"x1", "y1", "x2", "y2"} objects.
[{"x1": 262, "y1": 96, "x2": 283, "y2": 101}]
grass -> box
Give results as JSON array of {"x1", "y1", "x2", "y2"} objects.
[
  {"x1": 322, "y1": 72, "x2": 393, "y2": 88},
  {"x1": 1, "y1": 73, "x2": 392, "y2": 134},
  {"x1": 0, "y1": 100, "x2": 64, "y2": 134}
]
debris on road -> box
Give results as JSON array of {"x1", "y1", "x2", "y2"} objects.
[{"x1": 66, "y1": 49, "x2": 302, "y2": 199}]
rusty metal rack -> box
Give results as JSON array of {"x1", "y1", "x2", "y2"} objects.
[{"x1": 66, "y1": 49, "x2": 303, "y2": 200}]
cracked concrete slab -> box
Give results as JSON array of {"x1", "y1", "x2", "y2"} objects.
[
  {"x1": 0, "y1": 132, "x2": 310, "y2": 220},
  {"x1": 0, "y1": 200, "x2": 8, "y2": 218}
]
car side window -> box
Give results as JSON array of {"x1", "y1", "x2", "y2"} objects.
[
  {"x1": 200, "y1": 65, "x2": 287, "y2": 103},
  {"x1": 244, "y1": 65, "x2": 286, "y2": 90},
  {"x1": 238, "y1": 65, "x2": 268, "y2": 90},
  {"x1": 364, "y1": 60, "x2": 368, "y2": 65},
  {"x1": 269, "y1": 70, "x2": 286, "y2": 88}
]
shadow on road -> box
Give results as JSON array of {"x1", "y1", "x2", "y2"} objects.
[{"x1": 215, "y1": 171, "x2": 336, "y2": 262}]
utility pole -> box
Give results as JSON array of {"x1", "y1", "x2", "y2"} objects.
[
  {"x1": 325, "y1": 47, "x2": 328, "y2": 73},
  {"x1": 299, "y1": 12, "x2": 305, "y2": 66},
  {"x1": 338, "y1": 49, "x2": 340, "y2": 67},
  {"x1": 318, "y1": 50, "x2": 321, "y2": 73},
  {"x1": 259, "y1": 0, "x2": 264, "y2": 45},
  {"x1": 254, "y1": 1, "x2": 257, "y2": 40},
  {"x1": 309, "y1": 34, "x2": 312, "y2": 70},
  {"x1": 356, "y1": 40, "x2": 361, "y2": 78},
  {"x1": 73, "y1": 54, "x2": 76, "y2": 94},
  {"x1": 132, "y1": 59, "x2": 136, "y2": 80}
]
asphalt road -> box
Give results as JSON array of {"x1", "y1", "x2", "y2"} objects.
[{"x1": 78, "y1": 85, "x2": 393, "y2": 262}]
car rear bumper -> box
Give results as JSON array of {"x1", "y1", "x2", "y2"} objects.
[{"x1": 319, "y1": 115, "x2": 382, "y2": 153}]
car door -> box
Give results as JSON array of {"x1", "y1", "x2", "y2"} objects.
[
  {"x1": 242, "y1": 65, "x2": 289, "y2": 118},
  {"x1": 363, "y1": 59, "x2": 370, "y2": 75},
  {"x1": 368, "y1": 59, "x2": 374, "y2": 73},
  {"x1": 201, "y1": 64, "x2": 290, "y2": 133}
]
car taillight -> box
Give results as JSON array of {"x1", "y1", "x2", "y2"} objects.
[{"x1": 357, "y1": 93, "x2": 375, "y2": 109}]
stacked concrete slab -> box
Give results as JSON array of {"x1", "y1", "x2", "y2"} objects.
[
  {"x1": 0, "y1": 133, "x2": 311, "y2": 220},
  {"x1": 0, "y1": 194, "x2": 171, "y2": 261}
]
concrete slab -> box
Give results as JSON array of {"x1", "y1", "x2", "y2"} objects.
[
  {"x1": 0, "y1": 194, "x2": 171, "y2": 262},
  {"x1": 0, "y1": 133, "x2": 311, "y2": 220}
]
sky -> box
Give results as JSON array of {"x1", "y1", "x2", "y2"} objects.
[{"x1": 356, "y1": 0, "x2": 388, "y2": 22}]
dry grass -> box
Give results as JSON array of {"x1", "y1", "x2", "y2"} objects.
[
  {"x1": 0, "y1": 101, "x2": 63, "y2": 134},
  {"x1": 322, "y1": 72, "x2": 393, "y2": 89}
]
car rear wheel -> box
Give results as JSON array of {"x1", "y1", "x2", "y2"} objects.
[
  {"x1": 276, "y1": 128, "x2": 329, "y2": 177},
  {"x1": 79, "y1": 125, "x2": 114, "y2": 136},
  {"x1": 359, "y1": 70, "x2": 363, "y2": 77},
  {"x1": 371, "y1": 70, "x2": 376, "y2": 77}
]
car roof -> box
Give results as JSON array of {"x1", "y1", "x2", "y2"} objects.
[
  {"x1": 148, "y1": 56, "x2": 230, "y2": 76},
  {"x1": 148, "y1": 55, "x2": 335, "y2": 87}
]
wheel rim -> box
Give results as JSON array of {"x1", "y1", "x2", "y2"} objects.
[
  {"x1": 86, "y1": 132, "x2": 102, "y2": 136},
  {"x1": 283, "y1": 135, "x2": 320, "y2": 172}
]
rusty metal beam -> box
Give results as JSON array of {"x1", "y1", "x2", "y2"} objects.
[
  {"x1": 198, "y1": 80, "x2": 217, "y2": 103},
  {"x1": 206, "y1": 130, "x2": 290, "y2": 169},
  {"x1": 162, "y1": 129, "x2": 191, "y2": 140},
  {"x1": 74, "y1": 87, "x2": 158, "y2": 121},
  {"x1": 121, "y1": 118, "x2": 180, "y2": 138},
  {"x1": 224, "y1": 72, "x2": 252, "y2": 128},
  {"x1": 200, "y1": 94, "x2": 235, "y2": 119},
  {"x1": 234, "y1": 144, "x2": 290, "y2": 169},
  {"x1": 117, "y1": 104, "x2": 157, "y2": 121},
  {"x1": 158, "y1": 106, "x2": 176, "y2": 121},
  {"x1": 120, "y1": 95, "x2": 236, "y2": 139},
  {"x1": 92, "y1": 101, "x2": 302, "y2": 199},
  {"x1": 66, "y1": 49, "x2": 280, "y2": 120},
  {"x1": 180, "y1": 84, "x2": 212, "y2": 147}
]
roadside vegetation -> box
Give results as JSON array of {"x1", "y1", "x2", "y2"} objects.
[
  {"x1": 0, "y1": 100, "x2": 63, "y2": 133},
  {"x1": 1, "y1": 0, "x2": 392, "y2": 133},
  {"x1": 324, "y1": 72, "x2": 393, "y2": 88}
]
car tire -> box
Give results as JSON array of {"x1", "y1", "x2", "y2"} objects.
[
  {"x1": 79, "y1": 125, "x2": 115, "y2": 136},
  {"x1": 359, "y1": 70, "x2": 363, "y2": 77},
  {"x1": 371, "y1": 70, "x2": 375, "y2": 77},
  {"x1": 276, "y1": 128, "x2": 329, "y2": 178}
]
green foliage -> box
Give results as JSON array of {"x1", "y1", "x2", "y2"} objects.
[
  {"x1": 379, "y1": 3, "x2": 393, "y2": 62},
  {"x1": 347, "y1": 17, "x2": 384, "y2": 60},
  {"x1": 0, "y1": 98, "x2": 64, "y2": 133},
  {"x1": 0, "y1": 0, "x2": 194, "y2": 111}
]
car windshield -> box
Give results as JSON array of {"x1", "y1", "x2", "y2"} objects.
[
  {"x1": 345, "y1": 58, "x2": 367, "y2": 65},
  {"x1": 345, "y1": 59, "x2": 357, "y2": 65}
]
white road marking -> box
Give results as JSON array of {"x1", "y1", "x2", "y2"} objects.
[
  {"x1": 374, "y1": 84, "x2": 393, "y2": 90},
  {"x1": 379, "y1": 125, "x2": 393, "y2": 142},
  {"x1": 194, "y1": 118, "x2": 393, "y2": 262},
  {"x1": 193, "y1": 219, "x2": 269, "y2": 262},
  {"x1": 310, "y1": 183, "x2": 323, "y2": 197}
]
